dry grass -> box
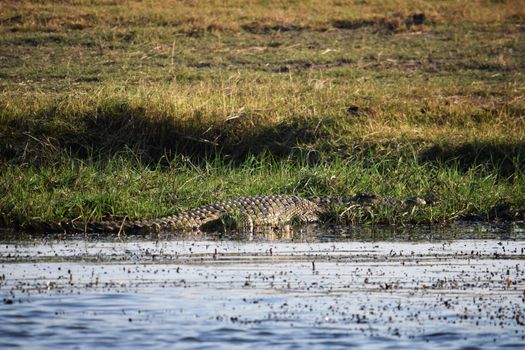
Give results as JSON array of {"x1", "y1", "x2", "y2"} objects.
[{"x1": 1, "y1": 0, "x2": 524, "y2": 33}]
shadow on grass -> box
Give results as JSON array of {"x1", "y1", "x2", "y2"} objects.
[
  {"x1": 420, "y1": 141, "x2": 525, "y2": 176},
  {"x1": 0, "y1": 101, "x2": 325, "y2": 165},
  {"x1": 2, "y1": 100, "x2": 524, "y2": 176}
]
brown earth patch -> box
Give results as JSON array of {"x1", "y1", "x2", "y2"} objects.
[
  {"x1": 241, "y1": 22, "x2": 305, "y2": 34},
  {"x1": 332, "y1": 12, "x2": 434, "y2": 33}
]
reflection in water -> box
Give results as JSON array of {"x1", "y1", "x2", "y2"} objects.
[
  {"x1": 2, "y1": 221, "x2": 524, "y2": 243},
  {"x1": 224, "y1": 221, "x2": 525, "y2": 242},
  {"x1": 0, "y1": 225, "x2": 524, "y2": 349}
]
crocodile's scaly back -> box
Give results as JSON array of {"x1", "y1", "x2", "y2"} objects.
[{"x1": 65, "y1": 195, "x2": 322, "y2": 234}]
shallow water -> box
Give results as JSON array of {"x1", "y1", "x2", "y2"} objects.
[{"x1": 1, "y1": 225, "x2": 525, "y2": 349}]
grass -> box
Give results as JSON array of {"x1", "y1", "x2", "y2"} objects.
[
  {"x1": 2, "y1": 153, "x2": 524, "y2": 228},
  {"x1": 0, "y1": 0, "x2": 524, "y2": 230}
]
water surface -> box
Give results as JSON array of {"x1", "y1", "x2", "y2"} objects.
[{"x1": 1, "y1": 224, "x2": 524, "y2": 349}]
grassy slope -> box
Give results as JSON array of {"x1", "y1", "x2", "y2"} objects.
[{"x1": 0, "y1": 0, "x2": 524, "y2": 228}]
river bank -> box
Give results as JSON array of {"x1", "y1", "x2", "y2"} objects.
[{"x1": 1, "y1": 0, "x2": 524, "y2": 230}]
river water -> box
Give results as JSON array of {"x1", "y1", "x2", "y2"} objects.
[{"x1": 1, "y1": 224, "x2": 524, "y2": 349}]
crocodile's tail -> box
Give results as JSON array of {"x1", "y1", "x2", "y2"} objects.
[
  {"x1": 27, "y1": 214, "x2": 203, "y2": 234},
  {"x1": 65, "y1": 218, "x2": 161, "y2": 234},
  {"x1": 25, "y1": 218, "x2": 155, "y2": 234}
]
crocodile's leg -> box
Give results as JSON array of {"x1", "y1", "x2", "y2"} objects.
[{"x1": 237, "y1": 212, "x2": 255, "y2": 233}]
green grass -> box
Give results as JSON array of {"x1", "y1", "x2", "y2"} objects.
[
  {"x1": 0, "y1": 0, "x2": 524, "y2": 230},
  {"x1": 2, "y1": 152, "x2": 524, "y2": 228}
]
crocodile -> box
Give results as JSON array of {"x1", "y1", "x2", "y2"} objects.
[{"x1": 37, "y1": 194, "x2": 426, "y2": 234}]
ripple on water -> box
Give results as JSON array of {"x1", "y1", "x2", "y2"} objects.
[{"x1": 1, "y1": 231, "x2": 524, "y2": 350}]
